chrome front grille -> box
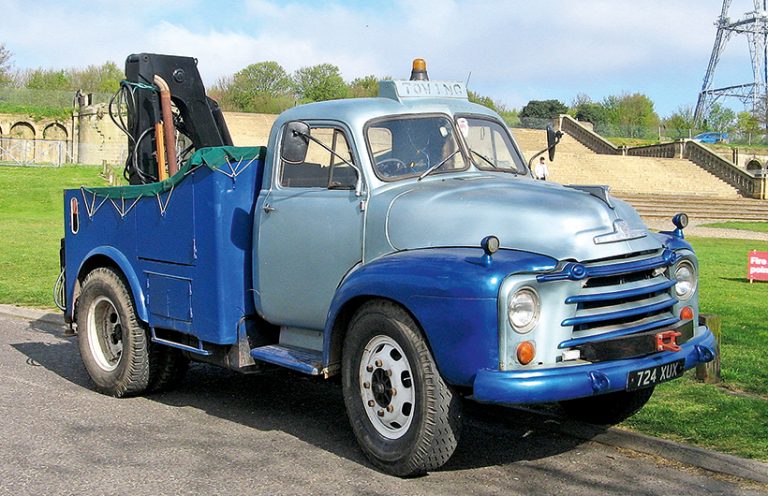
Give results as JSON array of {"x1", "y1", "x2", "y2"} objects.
[{"x1": 541, "y1": 249, "x2": 680, "y2": 349}]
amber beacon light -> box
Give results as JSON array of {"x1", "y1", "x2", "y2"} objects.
[{"x1": 410, "y1": 58, "x2": 429, "y2": 81}]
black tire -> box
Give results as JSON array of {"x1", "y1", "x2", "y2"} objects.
[
  {"x1": 76, "y1": 267, "x2": 149, "y2": 397},
  {"x1": 147, "y1": 345, "x2": 189, "y2": 393},
  {"x1": 560, "y1": 386, "x2": 655, "y2": 425},
  {"x1": 342, "y1": 300, "x2": 462, "y2": 477}
]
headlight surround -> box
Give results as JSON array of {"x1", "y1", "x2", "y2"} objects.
[
  {"x1": 673, "y1": 259, "x2": 697, "y2": 300},
  {"x1": 508, "y1": 287, "x2": 540, "y2": 333}
]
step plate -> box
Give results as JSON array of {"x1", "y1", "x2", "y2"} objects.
[{"x1": 250, "y1": 345, "x2": 322, "y2": 375}]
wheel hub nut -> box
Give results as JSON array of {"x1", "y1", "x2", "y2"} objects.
[
  {"x1": 368, "y1": 400, "x2": 375, "y2": 407},
  {"x1": 386, "y1": 405, "x2": 394, "y2": 413},
  {"x1": 377, "y1": 409, "x2": 385, "y2": 417}
]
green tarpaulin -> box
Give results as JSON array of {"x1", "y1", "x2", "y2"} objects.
[{"x1": 82, "y1": 146, "x2": 266, "y2": 199}]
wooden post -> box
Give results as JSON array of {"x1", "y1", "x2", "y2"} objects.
[{"x1": 696, "y1": 314, "x2": 721, "y2": 384}]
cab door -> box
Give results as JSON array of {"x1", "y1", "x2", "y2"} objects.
[{"x1": 256, "y1": 123, "x2": 364, "y2": 329}]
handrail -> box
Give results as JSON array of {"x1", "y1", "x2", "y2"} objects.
[
  {"x1": 683, "y1": 140, "x2": 766, "y2": 199},
  {"x1": 559, "y1": 115, "x2": 621, "y2": 155},
  {"x1": 625, "y1": 142, "x2": 681, "y2": 159}
]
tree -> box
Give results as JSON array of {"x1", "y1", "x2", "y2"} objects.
[
  {"x1": 234, "y1": 61, "x2": 292, "y2": 97},
  {"x1": 664, "y1": 105, "x2": 694, "y2": 139},
  {"x1": 292, "y1": 63, "x2": 347, "y2": 102},
  {"x1": 347, "y1": 75, "x2": 379, "y2": 98},
  {"x1": 499, "y1": 109, "x2": 521, "y2": 128},
  {"x1": 736, "y1": 110, "x2": 760, "y2": 145},
  {"x1": 602, "y1": 92, "x2": 659, "y2": 138},
  {"x1": 208, "y1": 75, "x2": 236, "y2": 110},
  {"x1": 704, "y1": 102, "x2": 736, "y2": 133},
  {"x1": 222, "y1": 61, "x2": 294, "y2": 113},
  {"x1": 468, "y1": 90, "x2": 499, "y2": 111},
  {"x1": 25, "y1": 68, "x2": 71, "y2": 91},
  {"x1": 570, "y1": 94, "x2": 606, "y2": 125},
  {"x1": 69, "y1": 62, "x2": 123, "y2": 94},
  {"x1": 519, "y1": 99, "x2": 568, "y2": 128},
  {"x1": 0, "y1": 42, "x2": 12, "y2": 84}
]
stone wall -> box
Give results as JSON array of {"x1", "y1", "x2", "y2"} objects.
[
  {"x1": 72, "y1": 105, "x2": 278, "y2": 166},
  {"x1": 0, "y1": 113, "x2": 73, "y2": 164}
]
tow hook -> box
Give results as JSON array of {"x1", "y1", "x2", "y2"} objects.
[{"x1": 656, "y1": 330, "x2": 681, "y2": 352}]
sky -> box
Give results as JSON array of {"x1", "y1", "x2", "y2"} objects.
[{"x1": 0, "y1": 0, "x2": 762, "y2": 117}]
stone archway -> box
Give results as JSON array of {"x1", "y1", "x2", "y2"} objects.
[
  {"x1": 43, "y1": 123, "x2": 68, "y2": 140},
  {"x1": 41, "y1": 123, "x2": 69, "y2": 164},
  {"x1": 9, "y1": 122, "x2": 36, "y2": 163},
  {"x1": 746, "y1": 158, "x2": 763, "y2": 172}
]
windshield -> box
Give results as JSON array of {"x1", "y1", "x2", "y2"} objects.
[
  {"x1": 458, "y1": 116, "x2": 526, "y2": 175},
  {"x1": 367, "y1": 115, "x2": 468, "y2": 181}
]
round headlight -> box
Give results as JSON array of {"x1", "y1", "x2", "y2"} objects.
[
  {"x1": 508, "y1": 288, "x2": 540, "y2": 333},
  {"x1": 673, "y1": 260, "x2": 697, "y2": 300}
]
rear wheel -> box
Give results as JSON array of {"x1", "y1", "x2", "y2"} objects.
[
  {"x1": 560, "y1": 386, "x2": 655, "y2": 425},
  {"x1": 342, "y1": 300, "x2": 462, "y2": 477},
  {"x1": 76, "y1": 268, "x2": 150, "y2": 397},
  {"x1": 147, "y1": 345, "x2": 189, "y2": 393}
]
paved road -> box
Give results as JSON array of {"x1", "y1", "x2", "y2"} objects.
[{"x1": 1, "y1": 313, "x2": 766, "y2": 496}]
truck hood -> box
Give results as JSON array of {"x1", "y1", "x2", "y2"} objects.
[{"x1": 382, "y1": 175, "x2": 662, "y2": 262}]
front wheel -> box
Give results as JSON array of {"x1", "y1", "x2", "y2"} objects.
[
  {"x1": 560, "y1": 386, "x2": 655, "y2": 425},
  {"x1": 342, "y1": 301, "x2": 462, "y2": 477}
]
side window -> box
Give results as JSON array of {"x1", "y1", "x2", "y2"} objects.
[{"x1": 280, "y1": 127, "x2": 356, "y2": 188}]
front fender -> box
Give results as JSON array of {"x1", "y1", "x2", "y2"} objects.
[
  {"x1": 324, "y1": 248, "x2": 557, "y2": 386},
  {"x1": 68, "y1": 246, "x2": 148, "y2": 323}
]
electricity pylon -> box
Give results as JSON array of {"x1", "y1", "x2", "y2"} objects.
[{"x1": 694, "y1": 0, "x2": 768, "y2": 125}]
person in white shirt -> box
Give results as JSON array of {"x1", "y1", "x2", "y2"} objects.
[{"x1": 534, "y1": 157, "x2": 549, "y2": 180}]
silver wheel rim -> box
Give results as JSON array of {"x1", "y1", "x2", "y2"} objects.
[
  {"x1": 86, "y1": 296, "x2": 123, "y2": 372},
  {"x1": 359, "y1": 335, "x2": 415, "y2": 439}
]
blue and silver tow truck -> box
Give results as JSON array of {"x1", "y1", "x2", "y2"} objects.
[{"x1": 60, "y1": 54, "x2": 716, "y2": 476}]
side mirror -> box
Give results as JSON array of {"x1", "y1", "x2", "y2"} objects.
[
  {"x1": 281, "y1": 121, "x2": 310, "y2": 164},
  {"x1": 546, "y1": 124, "x2": 563, "y2": 161}
]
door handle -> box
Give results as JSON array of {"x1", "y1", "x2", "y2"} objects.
[{"x1": 263, "y1": 204, "x2": 276, "y2": 213}]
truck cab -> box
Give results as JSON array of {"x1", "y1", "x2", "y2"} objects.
[{"x1": 62, "y1": 55, "x2": 717, "y2": 477}]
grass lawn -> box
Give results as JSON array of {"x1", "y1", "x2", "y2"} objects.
[
  {"x1": 0, "y1": 166, "x2": 766, "y2": 461},
  {"x1": 0, "y1": 165, "x2": 105, "y2": 307},
  {"x1": 700, "y1": 221, "x2": 768, "y2": 233}
]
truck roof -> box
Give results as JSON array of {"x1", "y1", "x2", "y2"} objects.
[{"x1": 274, "y1": 81, "x2": 501, "y2": 131}]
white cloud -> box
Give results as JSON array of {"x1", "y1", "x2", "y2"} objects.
[{"x1": 1, "y1": 0, "x2": 745, "y2": 114}]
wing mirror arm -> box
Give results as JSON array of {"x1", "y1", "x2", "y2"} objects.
[{"x1": 527, "y1": 124, "x2": 563, "y2": 172}]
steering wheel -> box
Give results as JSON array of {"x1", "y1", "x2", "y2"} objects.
[{"x1": 377, "y1": 158, "x2": 407, "y2": 177}]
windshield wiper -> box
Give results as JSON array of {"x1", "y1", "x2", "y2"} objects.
[
  {"x1": 417, "y1": 149, "x2": 461, "y2": 181},
  {"x1": 469, "y1": 149, "x2": 497, "y2": 168},
  {"x1": 469, "y1": 148, "x2": 518, "y2": 175}
]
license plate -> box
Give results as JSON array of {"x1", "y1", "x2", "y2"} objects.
[{"x1": 627, "y1": 359, "x2": 685, "y2": 391}]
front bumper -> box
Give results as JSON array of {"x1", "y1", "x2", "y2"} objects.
[{"x1": 472, "y1": 325, "x2": 716, "y2": 405}]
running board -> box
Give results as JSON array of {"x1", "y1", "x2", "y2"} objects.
[{"x1": 249, "y1": 345, "x2": 322, "y2": 375}]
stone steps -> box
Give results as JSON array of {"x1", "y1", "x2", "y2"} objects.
[
  {"x1": 545, "y1": 153, "x2": 740, "y2": 198},
  {"x1": 513, "y1": 128, "x2": 740, "y2": 198},
  {"x1": 615, "y1": 193, "x2": 768, "y2": 221}
]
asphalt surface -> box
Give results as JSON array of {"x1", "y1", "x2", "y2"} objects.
[{"x1": 1, "y1": 312, "x2": 766, "y2": 496}]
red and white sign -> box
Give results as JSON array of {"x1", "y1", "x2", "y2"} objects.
[{"x1": 748, "y1": 250, "x2": 768, "y2": 282}]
